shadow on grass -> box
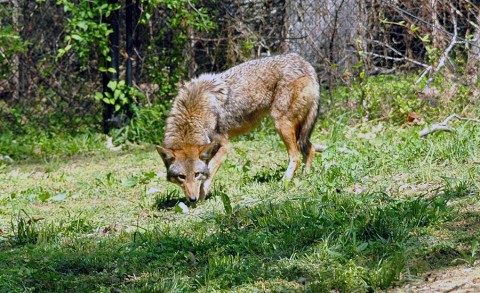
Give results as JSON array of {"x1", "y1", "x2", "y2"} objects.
[
  {"x1": 152, "y1": 187, "x2": 221, "y2": 211},
  {"x1": 250, "y1": 165, "x2": 286, "y2": 183},
  {"x1": 2, "y1": 181, "x2": 478, "y2": 292},
  {"x1": 152, "y1": 189, "x2": 185, "y2": 210}
]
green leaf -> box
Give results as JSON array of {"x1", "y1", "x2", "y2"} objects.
[
  {"x1": 57, "y1": 48, "x2": 66, "y2": 58},
  {"x1": 71, "y1": 34, "x2": 83, "y2": 41},
  {"x1": 107, "y1": 80, "x2": 117, "y2": 91},
  {"x1": 139, "y1": 171, "x2": 156, "y2": 184},
  {"x1": 106, "y1": 172, "x2": 115, "y2": 184},
  {"x1": 114, "y1": 89, "x2": 121, "y2": 100},
  {"x1": 220, "y1": 192, "x2": 232, "y2": 215},
  {"x1": 122, "y1": 176, "x2": 138, "y2": 188},
  {"x1": 94, "y1": 92, "x2": 104, "y2": 101},
  {"x1": 38, "y1": 191, "x2": 52, "y2": 202},
  {"x1": 77, "y1": 21, "x2": 88, "y2": 30},
  {"x1": 49, "y1": 192, "x2": 68, "y2": 202},
  {"x1": 174, "y1": 202, "x2": 189, "y2": 213}
]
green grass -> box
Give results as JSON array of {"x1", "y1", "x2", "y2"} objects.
[
  {"x1": 1, "y1": 120, "x2": 478, "y2": 292},
  {"x1": 1, "y1": 76, "x2": 480, "y2": 291}
]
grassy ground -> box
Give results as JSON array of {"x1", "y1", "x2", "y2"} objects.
[{"x1": 1, "y1": 77, "x2": 479, "y2": 292}]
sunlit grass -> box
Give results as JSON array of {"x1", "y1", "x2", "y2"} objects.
[{"x1": 0, "y1": 114, "x2": 479, "y2": 291}]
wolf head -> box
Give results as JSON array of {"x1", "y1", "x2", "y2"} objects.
[{"x1": 156, "y1": 142, "x2": 218, "y2": 202}]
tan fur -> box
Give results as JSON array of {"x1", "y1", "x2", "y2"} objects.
[{"x1": 157, "y1": 53, "x2": 320, "y2": 202}]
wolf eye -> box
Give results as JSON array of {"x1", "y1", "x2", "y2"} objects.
[
  {"x1": 177, "y1": 174, "x2": 186, "y2": 181},
  {"x1": 194, "y1": 172, "x2": 203, "y2": 179}
]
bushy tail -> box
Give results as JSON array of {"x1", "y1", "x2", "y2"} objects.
[{"x1": 297, "y1": 92, "x2": 320, "y2": 158}]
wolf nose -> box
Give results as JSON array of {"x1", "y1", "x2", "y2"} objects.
[{"x1": 189, "y1": 197, "x2": 197, "y2": 203}]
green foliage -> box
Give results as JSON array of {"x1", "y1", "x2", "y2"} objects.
[
  {"x1": 328, "y1": 74, "x2": 420, "y2": 121},
  {"x1": 9, "y1": 208, "x2": 95, "y2": 246},
  {"x1": 94, "y1": 80, "x2": 144, "y2": 112},
  {"x1": 121, "y1": 170, "x2": 156, "y2": 188},
  {"x1": 0, "y1": 128, "x2": 105, "y2": 160},
  {"x1": 140, "y1": 0, "x2": 216, "y2": 99},
  {"x1": 141, "y1": 0, "x2": 214, "y2": 31},
  {"x1": 10, "y1": 210, "x2": 45, "y2": 245},
  {"x1": 153, "y1": 189, "x2": 182, "y2": 210},
  {"x1": 453, "y1": 241, "x2": 479, "y2": 267},
  {"x1": 109, "y1": 102, "x2": 170, "y2": 144},
  {"x1": 55, "y1": 0, "x2": 118, "y2": 64},
  {"x1": 0, "y1": 25, "x2": 28, "y2": 79},
  {"x1": 52, "y1": 0, "x2": 216, "y2": 123}
]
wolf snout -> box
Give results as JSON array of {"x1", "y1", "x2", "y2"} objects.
[{"x1": 188, "y1": 196, "x2": 198, "y2": 203}]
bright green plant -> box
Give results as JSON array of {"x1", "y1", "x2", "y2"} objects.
[
  {"x1": 55, "y1": 0, "x2": 118, "y2": 65},
  {"x1": 94, "y1": 80, "x2": 144, "y2": 112},
  {"x1": 329, "y1": 74, "x2": 420, "y2": 122},
  {"x1": 10, "y1": 210, "x2": 59, "y2": 245},
  {"x1": 453, "y1": 241, "x2": 479, "y2": 267},
  {"x1": 109, "y1": 102, "x2": 170, "y2": 144},
  {"x1": 140, "y1": 0, "x2": 216, "y2": 99},
  {"x1": 0, "y1": 26, "x2": 28, "y2": 79}
]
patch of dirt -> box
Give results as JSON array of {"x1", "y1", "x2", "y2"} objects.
[{"x1": 392, "y1": 265, "x2": 480, "y2": 292}]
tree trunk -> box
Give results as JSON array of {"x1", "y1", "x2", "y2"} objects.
[
  {"x1": 125, "y1": 0, "x2": 137, "y2": 119},
  {"x1": 431, "y1": 0, "x2": 442, "y2": 52},
  {"x1": 284, "y1": 0, "x2": 358, "y2": 85},
  {"x1": 11, "y1": 0, "x2": 21, "y2": 101},
  {"x1": 126, "y1": 0, "x2": 134, "y2": 88},
  {"x1": 466, "y1": 10, "x2": 480, "y2": 85},
  {"x1": 103, "y1": 0, "x2": 120, "y2": 134}
]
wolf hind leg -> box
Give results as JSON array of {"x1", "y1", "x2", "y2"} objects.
[
  {"x1": 295, "y1": 91, "x2": 319, "y2": 174},
  {"x1": 302, "y1": 144, "x2": 316, "y2": 174},
  {"x1": 272, "y1": 77, "x2": 318, "y2": 180},
  {"x1": 273, "y1": 119, "x2": 302, "y2": 181}
]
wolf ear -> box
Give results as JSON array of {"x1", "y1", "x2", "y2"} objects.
[
  {"x1": 199, "y1": 142, "x2": 219, "y2": 162},
  {"x1": 156, "y1": 145, "x2": 175, "y2": 167}
]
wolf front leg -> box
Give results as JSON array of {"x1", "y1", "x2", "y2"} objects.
[{"x1": 199, "y1": 143, "x2": 232, "y2": 200}]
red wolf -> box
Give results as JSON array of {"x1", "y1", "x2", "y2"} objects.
[{"x1": 157, "y1": 53, "x2": 320, "y2": 202}]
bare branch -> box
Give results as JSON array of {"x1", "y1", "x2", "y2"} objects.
[
  {"x1": 424, "y1": 7, "x2": 458, "y2": 88},
  {"x1": 353, "y1": 50, "x2": 429, "y2": 68},
  {"x1": 419, "y1": 114, "x2": 480, "y2": 137},
  {"x1": 415, "y1": 66, "x2": 433, "y2": 85},
  {"x1": 380, "y1": 0, "x2": 480, "y2": 49}
]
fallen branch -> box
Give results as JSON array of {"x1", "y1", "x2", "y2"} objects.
[{"x1": 419, "y1": 114, "x2": 480, "y2": 137}]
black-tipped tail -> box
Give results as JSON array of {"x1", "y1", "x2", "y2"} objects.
[{"x1": 297, "y1": 102, "x2": 319, "y2": 157}]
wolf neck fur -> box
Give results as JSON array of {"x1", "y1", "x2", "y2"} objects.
[{"x1": 163, "y1": 75, "x2": 225, "y2": 149}]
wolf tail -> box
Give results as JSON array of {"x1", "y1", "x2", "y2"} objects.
[{"x1": 296, "y1": 84, "x2": 320, "y2": 158}]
